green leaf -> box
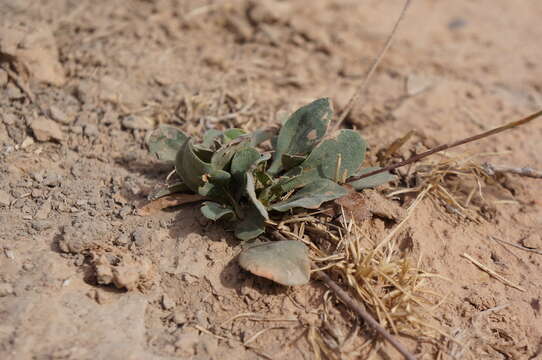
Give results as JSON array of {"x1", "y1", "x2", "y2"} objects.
[
  {"x1": 250, "y1": 128, "x2": 276, "y2": 147},
  {"x1": 348, "y1": 167, "x2": 398, "y2": 190},
  {"x1": 201, "y1": 201, "x2": 234, "y2": 221},
  {"x1": 211, "y1": 139, "x2": 250, "y2": 170},
  {"x1": 270, "y1": 178, "x2": 348, "y2": 212},
  {"x1": 293, "y1": 129, "x2": 366, "y2": 182},
  {"x1": 175, "y1": 138, "x2": 214, "y2": 192},
  {"x1": 246, "y1": 172, "x2": 269, "y2": 220},
  {"x1": 281, "y1": 153, "x2": 306, "y2": 170},
  {"x1": 208, "y1": 169, "x2": 232, "y2": 186},
  {"x1": 147, "y1": 182, "x2": 190, "y2": 201},
  {"x1": 147, "y1": 125, "x2": 188, "y2": 163},
  {"x1": 235, "y1": 210, "x2": 266, "y2": 241},
  {"x1": 223, "y1": 128, "x2": 247, "y2": 143},
  {"x1": 231, "y1": 147, "x2": 261, "y2": 184},
  {"x1": 201, "y1": 129, "x2": 222, "y2": 149},
  {"x1": 268, "y1": 98, "x2": 332, "y2": 175}
]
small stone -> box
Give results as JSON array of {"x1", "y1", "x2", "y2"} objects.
[
  {"x1": 42, "y1": 172, "x2": 61, "y2": 187},
  {"x1": 162, "y1": 294, "x2": 175, "y2": 310},
  {"x1": 71, "y1": 125, "x2": 83, "y2": 134},
  {"x1": 0, "y1": 190, "x2": 11, "y2": 206},
  {"x1": 114, "y1": 234, "x2": 130, "y2": 246},
  {"x1": 31, "y1": 220, "x2": 52, "y2": 231},
  {"x1": 406, "y1": 73, "x2": 433, "y2": 96},
  {"x1": 23, "y1": 262, "x2": 34, "y2": 271},
  {"x1": 0, "y1": 69, "x2": 7, "y2": 86},
  {"x1": 20, "y1": 137, "x2": 34, "y2": 149},
  {"x1": 35, "y1": 200, "x2": 51, "y2": 220},
  {"x1": 48, "y1": 106, "x2": 72, "y2": 124},
  {"x1": 30, "y1": 117, "x2": 64, "y2": 142},
  {"x1": 83, "y1": 124, "x2": 99, "y2": 137},
  {"x1": 522, "y1": 234, "x2": 541, "y2": 249},
  {"x1": 172, "y1": 310, "x2": 187, "y2": 325},
  {"x1": 132, "y1": 227, "x2": 148, "y2": 247},
  {"x1": 95, "y1": 264, "x2": 114, "y2": 285},
  {"x1": 6, "y1": 83, "x2": 23, "y2": 99},
  {"x1": 121, "y1": 115, "x2": 155, "y2": 130},
  {"x1": 0, "y1": 282, "x2": 14, "y2": 297}
]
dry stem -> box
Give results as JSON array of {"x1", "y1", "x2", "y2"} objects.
[
  {"x1": 347, "y1": 109, "x2": 542, "y2": 183},
  {"x1": 315, "y1": 270, "x2": 417, "y2": 360},
  {"x1": 334, "y1": 0, "x2": 412, "y2": 131}
]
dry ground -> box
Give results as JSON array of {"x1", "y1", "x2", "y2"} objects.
[{"x1": 1, "y1": 1, "x2": 542, "y2": 359}]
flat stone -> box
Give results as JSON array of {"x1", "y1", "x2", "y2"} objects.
[
  {"x1": 0, "y1": 190, "x2": 11, "y2": 206},
  {"x1": 121, "y1": 115, "x2": 154, "y2": 130},
  {"x1": 49, "y1": 105, "x2": 72, "y2": 124},
  {"x1": 30, "y1": 117, "x2": 64, "y2": 142}
]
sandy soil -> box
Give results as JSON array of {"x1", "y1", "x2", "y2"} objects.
[{"x1": 1, "y1": 1, "x2": 542, "y2": 359}]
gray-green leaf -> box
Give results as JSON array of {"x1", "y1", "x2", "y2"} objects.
[
  {"x1": 235, "y1": 211, "x2": 266, "y2": 241},
  {"x1": 293, "y1": 129, "x2": 366, "y2": 182},
  {"x1": 246, "y1": 172, "x2": 269, "y2": 220},
  {"x1": 201, "y1": 201, "x2": 234, "y2": 221},
  {"x1": 348, "y1": 167, "x2": 398, "y2": 190},
  {"x1": 268, "y1": 98, "x2": 332, "y2": 175},
  {"x1": 175, "y1": 139, "x2": 214, "y2": 192},
  {"x1": 270, "y1": 178, "x2": 348, "y2": 212},
  {"x1": 148, "y1": 125, "x2": 188, "y2": 163}
]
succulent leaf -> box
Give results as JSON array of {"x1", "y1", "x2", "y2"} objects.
[
  {"x1": 148, "y1": 125, "x2": 188, "y2": 163},
  {"x1": 201, "y1": 201, "x2": 234, "y2": 221},
  {"x1": 270, "y1": 178, "x2": 348, "y2": 212},
  {"x1": 148, "y1": 182, "x2": 190, "y2": 201},
  {"x1": 246, "y1": 172, "x2": 269, "y2": 220},
  {"x1": 235, "y1": 209, "x2": 266, "y2": 240},
  {"x1": 175, "y1": 139, "x2": 215, "y2": 192},
  {"x1": 348, "y1": 167, "x2": 397, "y2": 190},
  {"x1": 268, "y1": 98, "x2": 332, "y2": 175},
  {"x1": 223, "y1": 128, "x2": 247, "y2": 143},
  {"x1": 293, "y1": 129, "x2": 366, "y2": 182}
]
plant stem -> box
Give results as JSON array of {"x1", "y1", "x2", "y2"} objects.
[
  {"x1": 315, "y1": 269, "x2": 417, "y2": 360},
  {"x1": 346, "y1": 109, "x2": 542, "y2": 184}
]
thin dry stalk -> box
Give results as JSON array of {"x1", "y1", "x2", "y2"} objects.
[
  {"x1": 490, "y1": 236, "x2": 542, "y2": 255},
  {"x1": 482, "y1": 163, "x2": 542, "y2": 179},
  {"x1": 335, "y1": 0, "x2": 412, "y2": 131},
  {"x1": 347, "y1": 109, "x2": 542, "y2": 184},
  {"x1": 461, "y1": 253, "x2": 526, "y2": 292}
]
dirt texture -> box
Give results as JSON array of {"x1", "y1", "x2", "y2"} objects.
[{"x1": 1, "y1": 1, "x2": 542, "y2": 359}]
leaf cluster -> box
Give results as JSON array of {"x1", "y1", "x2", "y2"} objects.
[{"x1": 148, "y1": 98, "x2": 395, "y2": 240}]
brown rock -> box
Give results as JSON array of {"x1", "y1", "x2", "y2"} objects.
[{"x1": 31, "y1": 117, "x2": 64, "y2": 142}]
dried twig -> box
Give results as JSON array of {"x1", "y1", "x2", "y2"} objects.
[
  {"x1": 315, "y1": 270, "x2": 417, "y2": 360},
  {"x1": 461, "y1": 253, "x2": 526, "y2": 292},
  {"x1": 482, "y1": 163, "x2": 542, "y2": 179},
  {"x1": 334, "y1": 0, "x2": 412, "y2": 131},
  {"x1": 347, "y1": 109, "x2": 542, "y2": 183},
  {"x1": 490, "y1": 236, "x2": 542, "y2": 255}
]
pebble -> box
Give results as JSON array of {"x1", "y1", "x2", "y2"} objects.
[
  {"x1": 162, "y1": 294, "x2": 175, "y2": 310},
  {"x1": 172, "y1": 310, "x2": 187, "y2": 325},
  {"x1": 30, "y1": 117, "x2": 64, "y2": 142},
  {"x1": 121, "y1": 115, "x2": 154, "y2": 130},
  {"x1": 132, "y1": 227, "x2": 148, "y2": 247},
  {"x1": 31, "y1": 220, "x2": 52, "y2": 231},
  {"x1": 522, "y1": 233, "x2": 541, "y2": 249},
  {"x1": 0, "y1": 69, "x2": 7, "y2": 86},
  {"x1": 84, "y1": 124, "x2": 99, "y2": 137},
  {"x1": 49, "y1": 105, "x2": 72, "y2": 124},
  {"x1": 0, "y1": 282, "x2": 14, "y2": 297},
  {"x1": 0, "y1": 190, "x2": 11, "y2": 206},
  {"x1": 35, "y1": 200, "x2": 52, "y2": 220},
  {"x1": 42, "y1": 172, "x2": 61, "y2": 187}
]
